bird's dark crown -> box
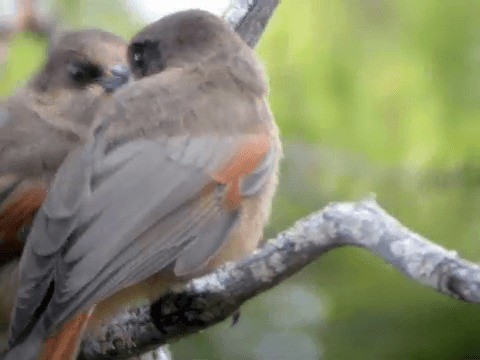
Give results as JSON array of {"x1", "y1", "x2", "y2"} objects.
[{"x1": 128, "y1": 10, "x2": 245, "y2": 79}]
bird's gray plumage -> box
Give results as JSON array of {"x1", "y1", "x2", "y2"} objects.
[{"x1": 9, "y1": 64, "x2": 276, "y2": 346}]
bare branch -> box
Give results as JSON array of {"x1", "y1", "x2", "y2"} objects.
[
  {"x1": 224, "y1": 0, "x2": 280, "y2": 47},
  {"x1": 79, "y1": 197, "x2": 480, "y2": 359}
]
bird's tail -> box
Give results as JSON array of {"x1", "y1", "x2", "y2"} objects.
[
  {"x1": 1, "y1": 311, "x2": 92, "y2": 360},
  {"x1": 39, "y1": 311, "x2": 92, "y2": 360},
  {"x1": 0, "y1": 327, "x2": 44, "y2": 360}
]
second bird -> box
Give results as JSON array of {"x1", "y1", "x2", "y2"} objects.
[{"x1": 0, "y1": 28, "x2": 129, "y2": 335}]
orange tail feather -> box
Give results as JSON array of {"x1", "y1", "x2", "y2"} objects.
[{"x1": 40, "y1": 310, "x2": 93, "y2": 360}]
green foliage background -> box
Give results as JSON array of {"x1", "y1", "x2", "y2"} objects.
[{"x1": 2, "y1": 1, "x2": 480, "y2": 359}]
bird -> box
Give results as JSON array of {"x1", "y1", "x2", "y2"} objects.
[
  {"x1": 0, "y1": 28, "x2": 130, "y2": 332},
  {"x1": 3, "y1": 9, "x2": 281, "y2": 360}
]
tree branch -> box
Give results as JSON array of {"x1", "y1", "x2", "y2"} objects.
[
  {"x1": 79, "y1": 197, "x2": 480, "y2": 359},
  {"x1": 224, "y1": 0, "x2": 280, "y2": 47}
]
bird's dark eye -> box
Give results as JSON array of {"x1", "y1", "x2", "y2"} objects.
[
  {"x1": 130, "y1": 42, "x2": 147, "y2": 76},
  {"x1": 129, "y1": 40, "x2": 163, "y2": 78},
  {"x1": 67, "y1": 61, "x2": 103, "y2": 85}
]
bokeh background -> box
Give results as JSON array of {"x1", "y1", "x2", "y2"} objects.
[{"x1": 2, "y1": 1, "x2": 480, "y2": 359}]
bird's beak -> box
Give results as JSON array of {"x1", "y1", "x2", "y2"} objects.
[{"x1": 100, "y1": 64, "x2": 130, "y2": 93}]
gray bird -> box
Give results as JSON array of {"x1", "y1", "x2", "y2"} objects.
[
  {"x1": 0, "y1": 28, "x2": 129, "y2": 331},
  {"x1": 4, "y1": 10, "x2": 281, "y2": 360}
]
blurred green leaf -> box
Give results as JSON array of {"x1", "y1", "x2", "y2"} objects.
[{"x1": 0, "y1": 33, "x2": 47, "y2": 96}]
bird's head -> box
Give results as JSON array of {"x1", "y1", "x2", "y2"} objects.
[
  {"x1": 32, "y1": 29, "x2": 130, "y2": 95},
  {"x1": 127, "y1": 10, "x2": 249, "y2": 79}
]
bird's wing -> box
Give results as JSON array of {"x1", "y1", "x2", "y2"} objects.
[
  {"x1": 0, "y1": 175, "x2": 47, "y2": 264},
  {"x1": 9, "y1": 75, "x2": 276, "y2": 345},
  {"x1": 0, "y1": 101, "x2": 50, "y2": 264}
]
